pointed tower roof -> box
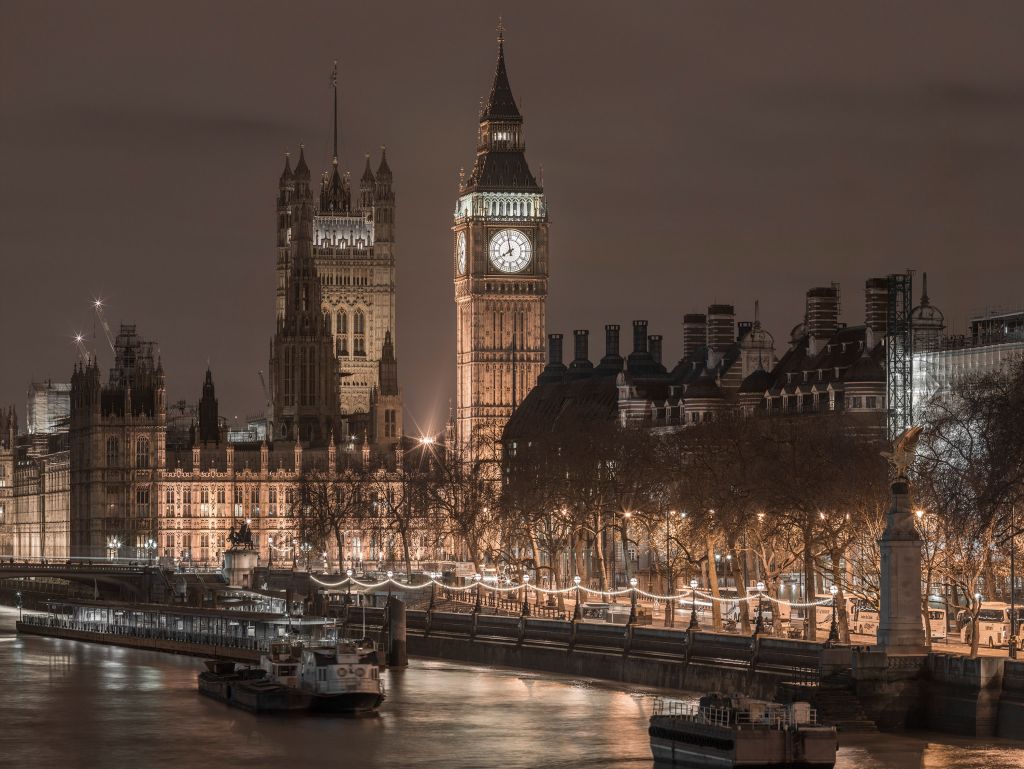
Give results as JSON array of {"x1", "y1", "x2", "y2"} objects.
[
  {"x1": 294, "y1": 145, "x2": 310, "y2": 178},
  {"x1": 376, "y1": 146, "x2": 392, "y2": 180},
  {"x1": 279, "y1": 152, "x2": 293, "y2": 184},
  {"x1": 361, "y1": 154, "x2": 375, "y2": 184},
  {"x1": 482, "y1": 23, "x2": 522, "y2": 121}
]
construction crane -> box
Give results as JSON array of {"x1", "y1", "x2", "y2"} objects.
[
  {"x1": 93, "y1": 298, "x2": 116, "y2": 354},
  {"x1": 885, "y1": 272, "x2": 914, "y2": 440}
]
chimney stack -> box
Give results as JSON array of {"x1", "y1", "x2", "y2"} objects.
[
  {"x1": 632, "y1": 320, "x2": 648, "y2": 354},
  {"x1": 597, "y1": 324, "x2": 624, "y2": 374},
  {"x1": 648, "y1": 335, "x2": 663, "y2": 366},
  {"x1": 569, "y1": 329, "x2": 594, "y2": 375},
  {"x1": 805, "y1": 285, "x2": 840, "y2": 339},
  {"x1": 538, "y1": 333, "x2": 568, "y2": 384},
  {"x1": 682, "y1": 313, "x2": 707, "y2": 358},
  {"x1": 865, "y1": 278, "x2": 888, "y2": 335},
  {"x1": 548, "y1": 333, "x2": 564, "y2": 365},
  {"x1": 706, "y1": 304, "x2": 735, "y2": 350}
]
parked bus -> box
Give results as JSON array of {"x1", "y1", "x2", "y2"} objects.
[
  {"x1": 958, "y1": 602, "x2": 1016, "y2": 648},
  {"x1": 850, "y1": 603, "x2": 946, "y2": 641}
]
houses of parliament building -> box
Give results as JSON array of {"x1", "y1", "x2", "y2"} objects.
[{"x1": 0, "y1": 62, "x2": 440, "y2": 565}]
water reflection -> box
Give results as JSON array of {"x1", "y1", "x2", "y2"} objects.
[{"x1": 0, "y1": 608, "x2": 1020, "y2": 768}]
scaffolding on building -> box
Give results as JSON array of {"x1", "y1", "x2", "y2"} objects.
[{"x1": 886, "y1": 272, "x2": 913, "y2": 440}]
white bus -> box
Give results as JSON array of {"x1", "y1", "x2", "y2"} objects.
[
  {"x1": 850, "y1": 603, "x2": 946, "y2": 641},
  {"x1": 959, "y1": 602, "x2": 1015, "y2": 648}
]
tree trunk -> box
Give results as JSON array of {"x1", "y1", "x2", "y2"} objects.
[
  {"x1": 733, "y1": 543, "x2": 750, "y2": 634},
  {"x1": 593, "y1": 516, "x2": 609, "y2": 593},
  {"x1": 706, "y1": 537, "x2": 722, "y2": 630},
  {"x1": 803, "y1": 535, "x2": 817, "y2": 641},
  {"x1": 333, "y1": 525, "x2": 345, "y2": 572}
]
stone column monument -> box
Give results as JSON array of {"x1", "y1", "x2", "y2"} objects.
[{"x1": 876, "y1": 426, "x2": 928, "y2": 654}]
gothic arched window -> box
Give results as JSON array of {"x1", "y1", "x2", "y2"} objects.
[
  {"x1": 337, "y1": 310, "x2": 348, "y2": 355},
  {"x1": 106, "y1": 437, "x2": 120, "y2": 467},
  {"x1": 136, "y1": 437, "x2": 150, "y2": 468},
  {"x1": 354, "y1": 310, "x2": 366, "y2": 356}
]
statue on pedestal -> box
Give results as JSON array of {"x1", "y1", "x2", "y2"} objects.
[{"x1": 876, "y1": 426, "x2": 928, "y2": 653}]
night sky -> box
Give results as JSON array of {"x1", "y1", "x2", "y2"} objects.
[{"x1": 3, "y1": 2, "x2": 1023, "y2": 435}]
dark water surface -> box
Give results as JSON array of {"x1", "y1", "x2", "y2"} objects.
[{"x1": 0, "y1": 608, "x2": 1021, "y2": 769}]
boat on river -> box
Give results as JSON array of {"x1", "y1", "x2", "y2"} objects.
[
  {"x1": 648, "y1": 693, "x2": 837, "y2": 768},
  {"x1": 198, "y1": 639, "x2": 385, "y2": 714}
]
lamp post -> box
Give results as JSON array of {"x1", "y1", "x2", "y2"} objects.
[
  {"x1": 346, "y1": 568, "x2": 353, "y2": 605},
  {"x1": 827, "y1": 584, "x2": 840, "y2": 645},
  {"x1": 521, "y1": 573, "x2": 531, "y2": 616},
  {"x1": 621, "y1": 512, "x2": 633, "y2": 583},
  {"x1": 473, "y1": 573, "x2": 482, "y2": 612},
  {"x1": 755, "y1": 581, "x2": 766, "y2": 635},
  {"x1": 16, "y1": 591, "x2": 22, "y2": 621},
  {"x1": 573, "y1": 575, "x2": 582, "y2": 620},
  {"x1": 629, "y1": 577, "x2": 638, "y2": 624},
  {"x1": 268, "y1": 536, "x2": 275, "y2": 570},
  {"x1": 144, "y1": 538, "x2": 157, "y2": 566},
  {"x1": 689, "y1": 578, "x2": 700, "y2": 630},
  {"x1": 387, "y1": 570, "x2": 395, "y2": 602},
  {"x1": 1010, "y1": 505, "x2": 1018, "y2": 659}
]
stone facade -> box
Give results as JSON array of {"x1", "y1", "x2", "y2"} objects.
[
  {"x1": 274, "y1": 85, "x2": 396, "y2": 420},
  {"x1": 454, "y1": 31, "x2": 547, "y2": 455}
]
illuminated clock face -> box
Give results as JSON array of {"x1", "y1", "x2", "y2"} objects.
[
  {"x1": 488, "y1": 229, "x2": 532, "y2": 273},
  {"x1": 457, "y1": 231, "x2": 467, "y2": 275}
]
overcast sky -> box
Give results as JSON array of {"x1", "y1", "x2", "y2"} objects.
[{"x1": 2, "y1": 1, "x2": 1023, "y2": 435}]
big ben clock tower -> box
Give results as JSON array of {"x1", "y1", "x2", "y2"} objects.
[{"x1": 454, "y1": 25, "x2": 548, "y2": 457}]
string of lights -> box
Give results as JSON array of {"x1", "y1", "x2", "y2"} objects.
[{"x1": 307, "y1": 575, "x2": 839, "y2": 608}]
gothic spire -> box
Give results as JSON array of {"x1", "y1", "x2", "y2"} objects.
[
  {"x1": 294, "y1": 144, "x2": 309, "y2": 179},
  {"x1": 482, "y1": 20, "x2": 521, "y2": 121},
  {"x1": 361, "y1": 153, "x2": 375, "y2": 183},
  {"x1": 331, "y1": 60, "x2": 340, "y2": 165},
  {"x1": 279, "y1": 152, "x2": 293, "y2": 184},
  {"x1": 376, "y1": 145, "x2": 391, "y2": 180}
]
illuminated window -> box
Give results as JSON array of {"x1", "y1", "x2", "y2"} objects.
[
  {"x1": 354, "y1": 310, "x2": 366, "y2": 356},
  {"x1": 136, "y1": 437, "x2": 150, "y2": 468},
  {"x1": 136, "y1": 488, "x2": 150, "y2": 517}
]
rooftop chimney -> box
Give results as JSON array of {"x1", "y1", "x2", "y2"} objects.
[
  {"x1": 569, "y1": 329, "x2": 594, "y2": 374},
  {"x1": 682, "y1": 313, "x2": 707, "y2": 358},
  {"x1": 706, "y1": 304, "x2": 735, "y2": 351},
  {"x1": 537, "y1": 333, "x2": 568, "y2": 384},
  {"x1": 865, "y1": 278, "x2": 888, "y2": 335},
  {"x1": 648, "y1": 335, "x2": 663, "y2": 366},
  {"x1": 632, "y1": 320, "x2": 648, "y2": 354},
  {"x1": 805, "y1": 285, "x2": 840, "y2": 340},
  {"x1": 597, "y1": 325, "x2": 624, "y2": 374}
]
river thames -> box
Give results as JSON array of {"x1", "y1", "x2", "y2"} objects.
[{"x1": 0, "y1": 609, "x2": 1021, "y2": 768}]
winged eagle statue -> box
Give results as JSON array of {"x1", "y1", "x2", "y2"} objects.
[{"x1": 879, "y1": 425, "x2": 923, "y2": 477}]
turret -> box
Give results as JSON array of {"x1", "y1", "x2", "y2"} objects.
[
  {"x1": 359, "y1": 154, "x2": 375, "y2": 216},
  {"x1": 374, "y1": 146, "x2": 394, "y2": 243},
  {"x1": 198, "y1": 368, "x2": 219, "y2": 445}
]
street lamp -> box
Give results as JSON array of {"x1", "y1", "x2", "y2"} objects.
[
  {"x1": 827, "y1": 584, "x2": 840, "y2": 645},
  {"x1": 1010, "y1": 505, "x2": 1019, "y2": 659},
  {"x1": 521, "y1": 573, "x2": 531, "y2": 616},
  {"x1": 755, "y1": 581, "x2": 766, "y2": 635},
  {"x1": 346, "y1": 568, "x2": 354, "y2": 605},
  {"x1": 107, "y1": 536, "x2": 122, "y2": 561},
  {"x1": 15, "y1": 591, "x2": 22, "y2": 621},
  {"x1": 621, "y1": 512, "x2": 633, "y2": 584},
  {"x1": 629, "y1": 577, "x2": 638, "y2": 624},
  {"x1": 473, "y1": 573, "x2": 482, "y2": 612},
  {"x1": 144, "y1": 538, "x2": 157, "y2": 565},
  {"x1": 573, "y1": 575, "x2": 582, "y2": 620},
  {"x1": 268, "y1": 536, "x2": 275, "y2": 570},
  {"x1": 689, "y1": 579, "x2": 700, "y2": 630}
]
